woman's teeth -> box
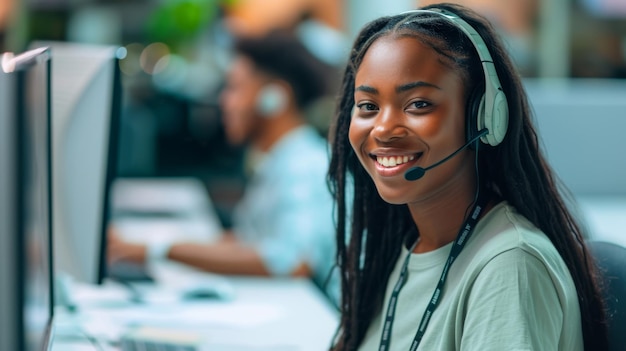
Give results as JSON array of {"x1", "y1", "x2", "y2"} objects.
[{"x1": 376, "y1": 155, "x2": 415, "y2": 167}]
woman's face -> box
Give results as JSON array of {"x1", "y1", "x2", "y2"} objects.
[{"x1": 349, "y1": 35, "x2": 473, "y2": 205}]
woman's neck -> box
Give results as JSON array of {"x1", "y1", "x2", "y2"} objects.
[{"x1": 408, "y1": 179, "x2": 481, "y2": 254}]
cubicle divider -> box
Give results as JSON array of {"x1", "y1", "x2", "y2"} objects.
[{"x1": 524, "y1": 78, "x2": 626, "y2": 246}]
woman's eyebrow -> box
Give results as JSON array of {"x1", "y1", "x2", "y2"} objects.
[
  {"x1": 355, "y1": 81, "x2": 441, "y2": 95},
  {"x1": 355, "y1": 85, "x2": 378, "y2": 94},
  {"x1": 397, "y1": 81, "x2": 441, "y2": 93}
]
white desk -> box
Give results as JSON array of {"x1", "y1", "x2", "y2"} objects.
[
  {"x1": 52, "y1": 177, "x2": 339, "y2": 350},
  {"x1": 52, "y1": 275, "x2": 339, "y2": 351}
]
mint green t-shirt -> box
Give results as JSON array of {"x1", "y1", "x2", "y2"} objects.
[{"x1": 359, "y1": 202, "x2": 583, "y2": 351}]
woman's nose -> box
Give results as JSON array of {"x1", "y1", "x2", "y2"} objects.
[{"x1": 370, "y1": 109, "x2": 408, "y2": 142}]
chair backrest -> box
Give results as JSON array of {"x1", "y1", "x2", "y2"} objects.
[{"x1": 588, "y1": 240, "x2": 626, "y2": 351}]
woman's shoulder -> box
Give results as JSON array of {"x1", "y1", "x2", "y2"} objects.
[{"x1": 467, "y1": 202, "x2": 569, "y2": 276}]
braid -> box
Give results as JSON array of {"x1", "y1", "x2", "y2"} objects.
[
  {"x1": 488, "y1": 54, "x2": 608, "y2": 350},
  {"x1": 328, "y1": 16, "x2": 401, "y2": 350}
]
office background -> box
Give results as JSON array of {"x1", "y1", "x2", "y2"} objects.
[{"x1": 2, "y1": 0, "x2": 625, "y2": 230}]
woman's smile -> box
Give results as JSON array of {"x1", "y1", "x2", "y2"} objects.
[{"x1": 369, "y1": 152, "x2": 423, "y2": 177}]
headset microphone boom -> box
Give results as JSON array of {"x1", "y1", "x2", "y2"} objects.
[{"x1": 404, "y1": 129, "x2": 488, "y2": 181}]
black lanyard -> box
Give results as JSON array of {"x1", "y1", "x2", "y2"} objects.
[{"x1": 378, "y1": 193, "x2": 488, "y2": 351}]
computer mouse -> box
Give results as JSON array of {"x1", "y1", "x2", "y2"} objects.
[{"x1": 181, "y1": 287, "x2": 222, "y2": 300}]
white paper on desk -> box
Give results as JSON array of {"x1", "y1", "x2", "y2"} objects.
[
  {"x1": 114, "y1": 217, "x2": 221, "y2": 244},
  {"x1": 199, "y1": 344, "x2": 298, "y2": 351},
  {"x1": 147, "y1": 262, "x2": 233, "y2": 289},
  {"x1": 83, "y1": 302, "x2": 285, "y2": 329},
  {"x1": 68, "y1": 281, "x2": 135, "y2": 308},
  {"x1": 119, "y1": 326, "x2": 300, "y2": 351},
  {"x1": 167, "y1": 303, "x2": 285, "y2": 328}
]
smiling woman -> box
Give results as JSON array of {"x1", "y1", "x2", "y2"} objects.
[
  {"x1": 327, "y1": 3, "x2": 608, "y2": 351},
  {"x1": 350, "y1": 36, "x2": 469, "y2": 206}
]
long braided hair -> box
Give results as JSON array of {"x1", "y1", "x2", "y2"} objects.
[{"x1": 327, "y1": 3, "x2": 608, "y2": 350}]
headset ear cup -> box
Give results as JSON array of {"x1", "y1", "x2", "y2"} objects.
[
  {"x1": 485, "y1": 90, "x2": 509, "y2": 146},
  {"x1": 466, "y1": 88, "x2": 484, "y2": 150},
  {"x1": 256, "y1": 84, "x2": 287, "y2": 118}
]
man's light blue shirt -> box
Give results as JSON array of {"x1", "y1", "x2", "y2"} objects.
[{"x1": 232, "y1": 125, "x2": 339, "y2": 305}]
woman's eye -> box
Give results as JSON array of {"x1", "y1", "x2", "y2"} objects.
[
  {"x1": 357, "y1": 103, "x2": 378, "y2": 111},
  {"x1": 410, "y1": 100, "x2": 431, "y2": 109}
]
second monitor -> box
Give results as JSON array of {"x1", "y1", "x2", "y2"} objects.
[{"x1": 38, "y1": 41, "x2": 123, "y2": 287}]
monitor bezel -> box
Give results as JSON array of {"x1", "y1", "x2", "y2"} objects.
[{"x1": 13, "y1": 47, "x2": 55, "y2": 351}]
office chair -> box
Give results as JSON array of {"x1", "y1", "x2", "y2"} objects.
[{"x1": 588, "y1": 240, "x2": 626, "y2": 351}]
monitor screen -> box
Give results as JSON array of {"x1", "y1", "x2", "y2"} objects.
[
  {"x1": 32, "y1": 41, "x2": 123, "y2": 288},
  {"x1": 0, "y1": 47, "x2": 54, "y2": 351}
]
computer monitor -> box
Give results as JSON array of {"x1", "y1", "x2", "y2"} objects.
[
  {"x1": 32, "y1": 41, "x2": 123, "y2": 286},
  {"x1": 0, "y1": 47, "x2": 54, "y2": 351}
]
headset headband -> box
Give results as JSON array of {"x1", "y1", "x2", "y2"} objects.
[{"x1": 400, "y1": 8, "x2": 508, "y2": 146}]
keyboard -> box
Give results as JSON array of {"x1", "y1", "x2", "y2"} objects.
[
  {"x1": 119, "y1": 326, "x2": 202, "y2": 351},
  {"x1": 120, "y1": 338, "x2": 198, "y2": 351}
]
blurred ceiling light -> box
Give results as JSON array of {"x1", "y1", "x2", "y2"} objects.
[
  {"x1": 140, "y1": 42, "x2": 170, "y2": 75},
  {"x1": 116, "y1": 47, "x2": 128, "y2": 60},
  {"x1": 119, "y1": 43, "x2": 144, "y2": 76},
  {"x1": 152, "y1": 54, "x2": 189, "y2": 92},
  {"x1": 152, "y1": 54, "x2": 171, "y2": 75}
]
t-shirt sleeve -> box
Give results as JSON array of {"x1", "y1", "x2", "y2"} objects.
[
  {"x1": 460, "y1": 248, "x2": 564, "y2": 351},
  {"x1": 256, "y1": 168, "x2": 335, "y2": 277}
]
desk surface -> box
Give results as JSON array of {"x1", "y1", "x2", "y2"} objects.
[
  {"x1": 53, "y1": 177, "x2": 338, "y2": 350},
  {"x1": 52, "y1": 276, "x2": 339, "y2": 351}
]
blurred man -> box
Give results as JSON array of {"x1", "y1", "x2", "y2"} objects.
[
  {"x1": 108, "y1": 31, "x2": 339, "y2": 303},
  {"x1": 221, "y1": 0, "x2": 344, "y2": 39},
  {"x1": 0, "y1": 0, "x2": 15, "y2": 51}
]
